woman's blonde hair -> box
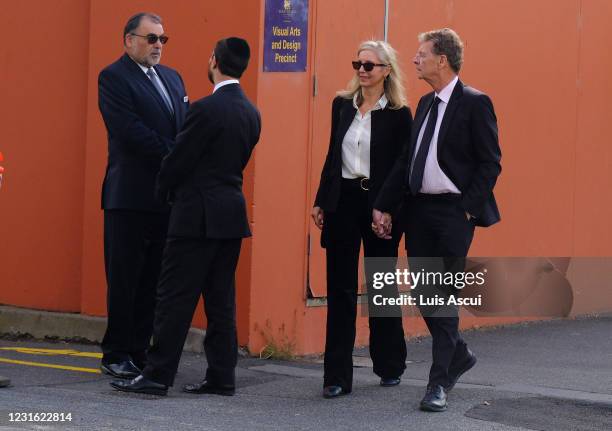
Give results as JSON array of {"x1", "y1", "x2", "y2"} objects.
[{"x1": 337, "y1": 40, "x2": 407, "y2": 110}]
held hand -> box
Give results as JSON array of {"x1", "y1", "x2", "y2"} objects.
[
  {"x1": 311, "y1": 206, "x2": 324, "y2": 230},
  {"x1": 372, "y1": 209, "x2": 392, "y2": 239}
]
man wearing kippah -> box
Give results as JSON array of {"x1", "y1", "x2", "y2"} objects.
[{"x1": 111, "y1": 37, "x2": 261, "y2": 397}]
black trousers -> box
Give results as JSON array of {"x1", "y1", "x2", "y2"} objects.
[
  {"x1": 404, "y1": 193, "x2": 475, "y2": 387},
  {"x1": 102, "y1": 209, "x2": 168, "y2": 366},
  {"x1": 323, "y1": 179, "x2": 407, "y2": 391},
  {"x1": 143, "y1": 237, "x2": 242, "y2": 387}
]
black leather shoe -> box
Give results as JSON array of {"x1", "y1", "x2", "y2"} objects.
[
  {"x1": 110, "y1": 375, "x2": 168, "y2": 396},
  {"x1": 323, "y1": 385, "x2": 350, "y2": 398},
  {"x1": 446, "y1": 349, "x2": 477, "y2": 392},
  {"x1": 131, "y1": 359, "x2": 147, "y2": 371},
  {"x1": 419, "y1": 384, "x2": 447, "y2": 412},
  {"x1": 100, "y1": 360, "x2": 141, "y2": 379},
  {"x1": 380, "y1": 377, "x2": 401, "y2": 387},
  {"x1": 0, "y1": 375, "x2": 11, "y2": 388},
  {"x1": 182, "y1": 380, "x2": 235, "y2": 396}
]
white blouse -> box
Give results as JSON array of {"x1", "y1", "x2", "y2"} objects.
[{"x1": 341, "y1": 94, "x2": 388, "y2": 179}]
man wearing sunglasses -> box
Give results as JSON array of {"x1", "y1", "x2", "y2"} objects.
[
  {"x1": 97, "y1": 12, "x2": 189, "y2": 380},
  {"x1": 111, "y1": 37, "x2": 260, "y2": 397}
]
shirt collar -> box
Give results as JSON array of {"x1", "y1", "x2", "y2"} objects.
[
  {"x1": 139, "y1": 64, "x2": 152, "y2": 75},
  {"x1": 213, "y1": 79, "x2": 240, "y2": 93},
  {"x1": 352, "y1": 93, "x2": 388, "y2": 110},
  {"x1": 128, "y1": 55, "x2": 154, "y2": 76},
  {"x1": 436, "y1": 75, "x2": 459, "y2": 104}
]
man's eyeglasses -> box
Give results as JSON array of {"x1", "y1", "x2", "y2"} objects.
[
  {"x1": 352, "y1": 61, "x2": 389, "y2": 72},
  {"x1": 130, "y1": 33, "x2": 169, "y2": 45}
]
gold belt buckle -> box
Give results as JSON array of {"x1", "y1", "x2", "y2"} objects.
[{"x1": 360, "y1": 177, "x2": 369, "y2": 191}]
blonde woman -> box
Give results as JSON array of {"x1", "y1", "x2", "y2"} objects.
[{"x1": 312, "y1": 41, "x2": 412, "y2": 398}]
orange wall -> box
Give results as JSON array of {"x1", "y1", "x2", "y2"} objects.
[
  {"x1": 573, "y1": 0, "x2": 612, "y2": 255},
  {"x1": 0, "y1": 0, "x2": 91, "y2": 311},
  {"x1": 0, "y1": 0, "x2": 260, "y2": 344},
  {"x1": 248, "y1": 0, "x2": 316, "y2": 355},
  {"x1": 247, "y1": 0, "x2": 612, "y2": 355},
  {"x1": 1, "y1": 0, "x2": 611, "y2": 356},
  {"x1": 79, "y1": 1, "x2": 261, "y2": 346},
  {"x1": 389, "y1": 0, "x2": 581, "y2": 257}
]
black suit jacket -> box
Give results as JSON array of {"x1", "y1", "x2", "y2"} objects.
[
  {"x1": 156, "y1": 84, "x2": 261, "y2": 239},
  {"x1": 314, "y1": 96, "x2": 413, "y2": 213},
  {"x1": 375, "y1": 80, "x2": 501, "y2": 227},
  {"x1": 98, "y1": 54, "x2": 189, "y2": 212}
]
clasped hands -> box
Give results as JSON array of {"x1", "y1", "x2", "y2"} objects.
[
  {"x1": 310, "y1": 207, "x2": 392, "y2": 240},
  {"x1": 371, "y1": 209, "x2": 392, "y2": 239}
]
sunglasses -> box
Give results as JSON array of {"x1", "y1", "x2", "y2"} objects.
[
  {"x1": 130, "y1": 33, "x2": 169, "y2": 45},
  {"x1": 352, "y1": 61, "x2": 388, "y2": 72}
]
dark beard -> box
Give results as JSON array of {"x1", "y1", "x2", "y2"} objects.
[{"x1": 207, "y1": 67, "x2": 214, "y2": 84}]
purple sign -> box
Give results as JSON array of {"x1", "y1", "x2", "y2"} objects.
[{"x1": 263, "y1": 0, "x2": 309, "y2": 72}]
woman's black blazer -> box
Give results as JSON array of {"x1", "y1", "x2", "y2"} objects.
[{"x1": 314, "y1": 95, "x2": 413, "y2": 213}]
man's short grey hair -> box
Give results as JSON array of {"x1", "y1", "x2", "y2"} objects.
[
  {"x1": 418, "y1": 28, "x2": 464, "y2": 73},
  {"x1": 123, "y1": 13, "x2": 163, "y2": 43}
]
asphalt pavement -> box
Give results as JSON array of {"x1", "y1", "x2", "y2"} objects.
[{"x1": 0, "y1": 315, "x2": 611, "y2": 430}]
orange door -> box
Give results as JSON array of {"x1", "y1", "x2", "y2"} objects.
[{"x1": 307, "y1": 0, "x2": 386, "y2": 297}]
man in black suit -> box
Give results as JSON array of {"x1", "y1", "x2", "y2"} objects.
[
  {"x1": 98, "y1": 12, "x2": 188, "y2": 379},
  {"x1": 373, "y1": 28, "x2": 501, "y2": 411},
  {"x1": 110, "y1": 37, "x2": 261, "y2": 396}
]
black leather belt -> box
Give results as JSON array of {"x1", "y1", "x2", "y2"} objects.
[{"x1": 342, "y1": 177, "x2": 369, "y2": 191}]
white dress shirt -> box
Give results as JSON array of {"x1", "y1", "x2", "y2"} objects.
[
  {"x1": 411, "y1": 75, "x2": 461, "y2": 194},
  {"x1": 213, "y1": 79, "x2": 240, "y2": 93},
  {"x1": 341, "y1": 94, "x2": 388, "y2": 179}
]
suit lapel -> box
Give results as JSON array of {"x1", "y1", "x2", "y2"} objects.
[
  {"x1": 336, "y1": 100, "x2": 357, "y2": 157},
  {"x1": 155, "y1": 66, "x2": 181, "y2": 129},
  {"x1": 409, "y1": 93, "x2": 434, "y2": 160},
  {"x1": 120, "y1": 55, "x2": 174, "y2": 122},
  {"x1": 436, "y1": 80, "x2": 464, "y2": 152},
  {"x1": 370, "y1": 109, "x2": 381, "y2": 153}
]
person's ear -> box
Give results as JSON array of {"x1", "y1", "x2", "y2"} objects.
[
  {"x1": 209, "y1": 52, "x2": 218, "y2": 69},
  {"x1": 438, "y1": 54, "x2": 448, "y2": 70}
]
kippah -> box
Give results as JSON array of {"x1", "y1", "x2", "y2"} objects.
[{"x1": 225, "y1": 37, "x2": 250, "y2": 60}]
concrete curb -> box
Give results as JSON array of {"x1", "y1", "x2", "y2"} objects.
[{"x1": 0, "y1": 305, "x2": 205, "y2": 353}]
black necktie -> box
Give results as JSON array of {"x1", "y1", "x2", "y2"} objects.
[{"x1": 409, "y1": 96, "x2": 441, "y2": 195}]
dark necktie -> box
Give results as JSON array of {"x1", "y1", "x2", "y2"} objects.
[
  {"x1": 409, "y1": 96, "x2": 441, "y2": 195},
  {"x1": 146, "y1": 68, "x2": 174, "y2": 115}
]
